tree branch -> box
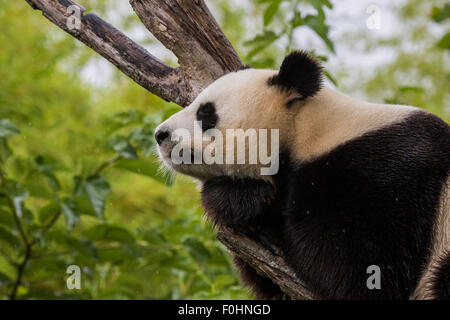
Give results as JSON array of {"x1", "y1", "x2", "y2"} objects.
[
  {"x1": 217, "y1": 226, "x2": 316, "y2": 300},
  {"x1": 9, "y1": 243, "x2": 32, "y2": 300}
]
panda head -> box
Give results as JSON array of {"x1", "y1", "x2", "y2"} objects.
[{"x1": 155, "y1": 51, "x2": 323, "y2": 181}]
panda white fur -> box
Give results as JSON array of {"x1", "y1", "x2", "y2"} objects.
[{"x1": 155, "y1": 51, "x2": 450, "y2": 300}]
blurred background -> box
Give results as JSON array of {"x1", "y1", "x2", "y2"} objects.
[{"x1": 0, "y1": 0, "x2": 448, "y2": 299}]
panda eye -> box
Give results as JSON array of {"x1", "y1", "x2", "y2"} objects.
[{"x1": 196, "y1": 102, "x2": 218, "y2": 131}]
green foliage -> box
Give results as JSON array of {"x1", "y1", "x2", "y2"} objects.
[
  {"x1": 244, "y1": 0, "x2": 334, "y2": 69},
  {"x1": 432, "y1": 3, "x2": 450, "y2": 50},
  {"x1": 241, "y1": 0, "x2": 335, "y2": 84},
  {"x1": 431, "y1": 3, "x2": 450, "y2": 23},
  {"x1": 437, "y1": 33, "x2": 450, "y2": 49},
  {"x1": 361, "y1": 0, "x2": 449, "y2": 122},
  {"x1": 0, "y1": 120, "x2": 20, "y2": 137}
]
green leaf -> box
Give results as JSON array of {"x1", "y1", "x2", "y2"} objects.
[
  {"x1": 0, "y1": 254, "x2": 16, "y2": 282},
  {"x1": 244, "y1": 30, "x2": 280, "y2": 46},
  {"x1": 84, "y1": 176, "x2": 111, "y2": 218},
  {"x1": 0, "y1": 207, "x2": 15, "y2": 228},
  {"x1": 291, "y1": 11, "x2": 306, "y2": 28},
  {"x1": 263, "y1": 0, "x2": 282, "y2": 26},
  {"x1": 114, "y1": 157, "x2": 174, "y2": 186},
  {"x1": 35, "y1": 155, "x2": 63, "y2": 173},
  {"x1": 38, "y1": 201, "x2": 61, "y2": 225},
  {"x1": 0, "y1": 225, "x2": 21, "y2": 248},
  {"x1": 0, "y1": 272, "x2": 12, "y2": 287},
  {"x1": 247, "y1": 56, "x2": 277, "y2": 69},
  {"x1": 2, "y1": 181, "x2": 28, "y2": 218},
  {"x1": 61, "y1": 198, "x2": 80, "y2": 231},
  {"x1": 107, "y1": 110, "x2": 144, "y2": 132},
  {"x1": 22, "y1": 207, "x2": 34, "y2": 225},
  {"x1": 308, "y1": 0, "x2": 332, "y2": 10},
  {"x1": 96, "y1": 247, "x2": 136, "y2": 264},
  {"x1": 183, "y1": 237, "x2": 210, "y2": 265},
  {"x1": 107, "y1": 136, "x2": 138, "y2": 159},
  {"x1": 44, "y1": 230, "x2": 95, "y2": 260},
  {"x1": 437, "y1": 33, "x2": 450, "y2": 49},
  {"x1": 64, "y1": 237, "x2": 95, "y2": 260},
  {"x1": 143, "y1": 112, "x2": 165, "y2": 128},
  {"x1": 26, "y1": 257, "x2": 67, "y2": 281},
  {"x1": 84, "y1": 224, "x2": 135, "y2": 244},
  {"x1": 21, "y1": 178, "x2": 54, "y2": 200},
  {"x1": 78, "y1": 156, "x2": 101, "y2": 180},
  {"x1": 244, "y1": 31, "x2": 280, "y2": 59},
  {"x1": 431, "y1": 4, "x2": 450, "y2": 23},
  {"x1": 0, "y1": 138, "x2": 12, "y2": 163},
  {"x1": 72, "y1": 196, "x2": 97, "y2": 218},
  {"x1": 35, "y1": 155, "x2": 62, "y2": 191},
  {"x1": 398, "y1": 86, "x2": 425, "y2": 93},
  {"x1": 323, "y1": 70, "x2": 338, "y2": 86},
  {"x1": 0, "y1": 119, "x2": 20, "y2": 137},
  {"x1": 304, "y1": 13, "x2": 335, "y2": 53},
  {"x1": 74, "y1": 176, "x2": 111, "y2": 219},
  {"x1": 213, "y1": 274, "x2": 236, "y2": 291},
  {"x1": 128, "y1": 125, "x2": 155, "y2": 157}
]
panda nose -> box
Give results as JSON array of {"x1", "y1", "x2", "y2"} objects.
[{"x1": 155, "y1": 130, "x2": 170, "y2": 145}]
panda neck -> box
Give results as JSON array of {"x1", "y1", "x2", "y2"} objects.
[{"x1": 291, "y1": 87, "x2": 416, "y2": 162}]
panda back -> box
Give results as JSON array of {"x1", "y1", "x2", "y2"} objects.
[{"x1": 282, "y1": 110, "x2": 450, "y2": 299}]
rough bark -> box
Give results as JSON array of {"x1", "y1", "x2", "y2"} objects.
[
  {"x1": 130, "y1": 0, "x2": 243, "y2": 104},
  {"x1": 218, "y1": 226, "x2": 316, "y2": 300},
  {"x1": 24, "y1": 0, "x2": 314, "y2": 299}
]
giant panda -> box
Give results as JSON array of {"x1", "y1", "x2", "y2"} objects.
[{"x1": 155, "y1": 51, "x2": 450, "y2": 300}]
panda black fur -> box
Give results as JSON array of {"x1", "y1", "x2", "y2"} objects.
[{"x1": 156, "y1": 51, "x2": 450, "y2": 300}]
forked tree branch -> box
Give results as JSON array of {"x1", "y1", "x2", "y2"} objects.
[
  {"x1": 129, "y1": 0, "x2": 243, "y2": 103},
  {"x1": 24, "y1": 0, "x2": 314, "y2": 299}
]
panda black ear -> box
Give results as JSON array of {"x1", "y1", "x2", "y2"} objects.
[{"x1": 269, "y1": 50, "x2": 323, "y2": 99}]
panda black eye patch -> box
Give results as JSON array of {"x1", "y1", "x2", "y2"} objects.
[{"x1": 196, "y1": 102, "x2": 218, "y2": 131}]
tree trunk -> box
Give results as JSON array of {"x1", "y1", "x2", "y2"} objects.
[{"x1": 24, "y1": 0, "x2": 315, "y2": 300}]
